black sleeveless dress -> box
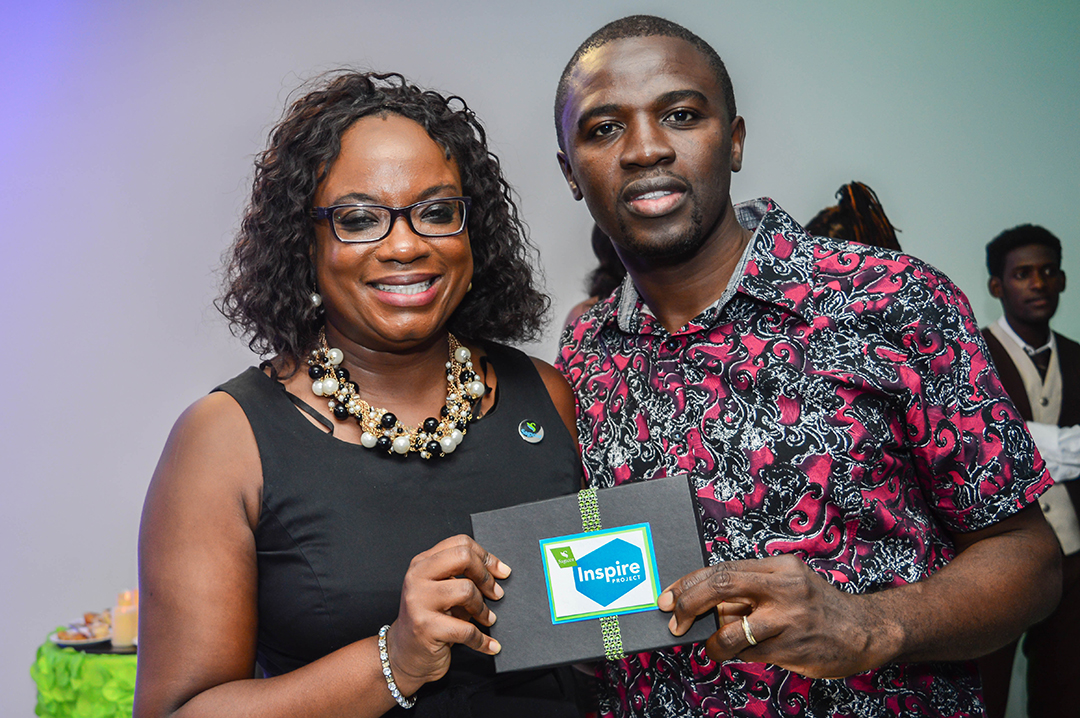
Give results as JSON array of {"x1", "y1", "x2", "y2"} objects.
[{"x1": 215, "y1": 342, "x2": 582, "y2": 716}]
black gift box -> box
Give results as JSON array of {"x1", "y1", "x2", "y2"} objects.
[{"x1": 471, "y1": 474, "x2": 717, "y2": 673}]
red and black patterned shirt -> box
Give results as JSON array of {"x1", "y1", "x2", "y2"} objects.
[{"x1": 555, "y1": 198, "x2": 1051, "y2": 717}]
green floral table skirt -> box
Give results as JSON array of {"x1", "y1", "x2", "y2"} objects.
[{"x1": 31, "y1": 636, "x2": 135, "y2": 718}]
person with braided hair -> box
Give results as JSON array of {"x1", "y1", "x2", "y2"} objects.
[
  {"x1": 563, "y1": 224, "x2": 627, "y2": 329},
  {"x1": 804, "y1": 181, "x2": 902, "y2": 250}
]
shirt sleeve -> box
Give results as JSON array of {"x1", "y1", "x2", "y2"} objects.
[{"x1": 897, "y1": 263, "x2": 1053, "y2": 532}]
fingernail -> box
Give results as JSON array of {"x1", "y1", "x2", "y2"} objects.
[
  {"x1": 487, "y1": 610, "x2": 497, "y2": 625},
  {"x1": 668, "y1": 615, "x2": 678, "y2": 634},
  {"x1": 658, "y1": 590, "x2": 673, "y2": 610},
  {"x1": 496, "y1": 560, "x2": 512, "y2": 577},
  {"x1": 489, "y1": 639, "x2": 502, "y2": 654},
  {"x1": 493, "y1": 583, "x2": 505, "y2": 599}
]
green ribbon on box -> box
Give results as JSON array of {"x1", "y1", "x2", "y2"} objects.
[
  {"x1": 577, "y1": 488, "x2": 626, "y2": 662},
  {"x1": 31, "y1": 632, "x2": 136, "y2": 718}
]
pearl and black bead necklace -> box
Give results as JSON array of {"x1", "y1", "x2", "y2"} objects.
[{"x1": 307, "y1": 332, "x2": 486, "y2": 459}]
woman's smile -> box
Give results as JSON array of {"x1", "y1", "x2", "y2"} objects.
[{"x1": 370, "y1": 275, "x2": 440, "y2": 306}]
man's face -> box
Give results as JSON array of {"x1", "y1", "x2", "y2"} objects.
[
  {"x1": 989, "y1": 243, "x2": 1066, "y2": 329},
  {"x1": 557, "y1": 36, "x2": 744, "y2": 263}
]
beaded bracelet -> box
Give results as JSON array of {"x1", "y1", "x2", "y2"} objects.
[{"x1": 377, "y1": 625, "x2": 416, "y2": 709}]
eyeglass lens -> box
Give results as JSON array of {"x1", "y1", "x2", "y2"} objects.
[{"x1": 332, "y1": 199, "x2": 466, "y2": 242}]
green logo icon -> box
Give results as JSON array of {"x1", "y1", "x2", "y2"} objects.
[
  {"x1": 550, "y1": 546, "x2": 577, "y2": 568},
  {"x1": 518, "y1": 419, "x2": 544, "y2": 443}
]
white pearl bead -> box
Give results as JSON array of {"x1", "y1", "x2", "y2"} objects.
[
  {"x1": 392, "y1": 436, "x2": 411, "y2": 454},
  {"x1": 311, "y1": 379, "x2": 324, "y2": 396},
  {"x1": 361, "y1": 432, "x2": 378, "y2": 448},
  {"x1": 327, "y1": 348, "x2": 344, "y2": 365},
  {"x1": 451, "y1": 429, "x2": 464, "y2": 445},
  {"x1": 454, "y1": 346, "x2": 471, "y2": 364},
  {"x1": 322, "y1": 377, "x2": 339, "y2": 395},
  {"x1": 467, "y1": 380, "x2": 486, "y2": 398},
  {"x1": 440, "y1": 436, "x2": 457, "y2": 453},
  {"x1": 310, "y1": 292, "x2": 322, "y2": 307}
]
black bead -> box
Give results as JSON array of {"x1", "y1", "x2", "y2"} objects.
[
  {"x1": 375, "y1": 435, "x2": 392, "y2": 451},
  {"x1": 333, "y1": 403, "x2": 349, "y2": 420},
  {"x1": 456, "y1": 420, "x2": 467, "y2": 431},
  {"x1": 380, "y1": 413, "x2": 397, "y2": 429},
  {"x1": 422, "y1": 417, "x2": 439, "y2": 433},
  {"x1": 460, "y1": 370, "x2": 474, "y2": 383},
  {"x1": 335, "y1": 367, "x2": 350, "y2": 382},
  {"x1": 425, "y1": 440, "x2": 441, "y2": 455},
  {"x1": 440, "y1": 406, "x2": 449, "y2": 417},
  {"x1": 308, "y1": 365, "x2": 325, "y2": 379}
]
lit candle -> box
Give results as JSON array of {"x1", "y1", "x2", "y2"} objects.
[{"x1": 112, "y1": 589, "x2": 138, "y2": 648}]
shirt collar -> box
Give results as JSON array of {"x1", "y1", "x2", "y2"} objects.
[
  {"x1": 610, "y1": 198, "x2": 817, "y2": 335},
  {"x1": 994, "y1": 315, "x2": 1056, "y2": 355}
]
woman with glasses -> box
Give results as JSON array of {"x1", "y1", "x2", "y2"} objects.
[{"x1": 135, "y1": 72, "x2": 582, "y2": 717}]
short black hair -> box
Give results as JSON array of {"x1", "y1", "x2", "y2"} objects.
[
  {"x1": 554, "y1": 15, "x2": 736, "y2": 150},
  {"x1": 986, "y1": 224, "x2": 1062, "y2": 278},
  {"x1": 218, "y1": 71, "x2": 550, "y2": 363}
]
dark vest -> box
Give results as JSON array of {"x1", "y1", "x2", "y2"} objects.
[{"x1": 982, "y1": 328, "x2": 1080, "y2": 510}]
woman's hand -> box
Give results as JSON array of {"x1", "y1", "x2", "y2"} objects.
[{"x1": 385, "y1": 535, "x2": 510, "y2": 695}]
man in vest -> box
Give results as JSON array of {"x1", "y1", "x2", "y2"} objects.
[{"x1": 978, "y1": 224, "x2": 1080, "y2": 718}]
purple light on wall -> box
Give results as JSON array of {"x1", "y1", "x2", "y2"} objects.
[
  {"x1": 0, "y1": 0, "x2": 91, "y2": 156},
  {"x1": 0, "y1": 0, "x2": 97, "y2": 357}
]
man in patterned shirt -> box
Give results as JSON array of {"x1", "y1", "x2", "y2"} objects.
[{"x1": 553, "y1": 15, "x2": 1061, "y2": 718}]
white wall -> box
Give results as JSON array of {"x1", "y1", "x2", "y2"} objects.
[{"x1": 1, "y1": 1, "x2": 1077, "y2": 714}]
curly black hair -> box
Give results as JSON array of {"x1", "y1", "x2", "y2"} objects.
[{"x1": 218, "y1": 71, "x2": 550, "y2": 362}]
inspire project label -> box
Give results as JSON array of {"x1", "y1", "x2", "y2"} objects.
[{"x1": 539, "y1": 523, "x2": 661, "y2": 624}]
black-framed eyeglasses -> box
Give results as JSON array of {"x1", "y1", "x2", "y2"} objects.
[{"x1": 310, "y1": 197, "x2": 471, "y2": 243}]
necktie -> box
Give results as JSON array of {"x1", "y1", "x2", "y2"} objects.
[{"x1": 1028, "y1": 348, "x2": 1051, "y2": 382}]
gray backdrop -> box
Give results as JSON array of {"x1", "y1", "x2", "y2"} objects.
[{"x1": 2, "y1": 1, "x2": 1077, "y2": 714}]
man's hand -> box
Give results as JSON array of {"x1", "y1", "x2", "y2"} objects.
[
  {"x1": 659, "y1": 504, "x2": 1061, "y2": 679},
  {"x1": 658, "y1": 555, "x2": 898, "y2": 679}
]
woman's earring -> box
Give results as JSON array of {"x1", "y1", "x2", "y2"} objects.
[
  {"x1": 310, "y1": 290, "x2": 323, "y2": 308},
  {"x1": 467, "y1": 283, "x2": 473, "y2": 293}
]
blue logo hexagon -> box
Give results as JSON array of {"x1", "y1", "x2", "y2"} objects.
[{"x1": 573, "y1": 538, "x2": 645, "y2": 606}]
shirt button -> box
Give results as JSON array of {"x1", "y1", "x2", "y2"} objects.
[
  {"x1": 663, "y1": 339, "x2": 679, "y2": 351},
  {"x1": 671, "y1": 431, "x2": 684, "y2": 441},
  {"x1": 1040, "y1": 397, "x2": 1049, "y2": 406}
]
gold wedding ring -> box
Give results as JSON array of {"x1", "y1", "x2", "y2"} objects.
[{"x1": 741, "y1": 615, "x2": 758, "y2": 646}]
